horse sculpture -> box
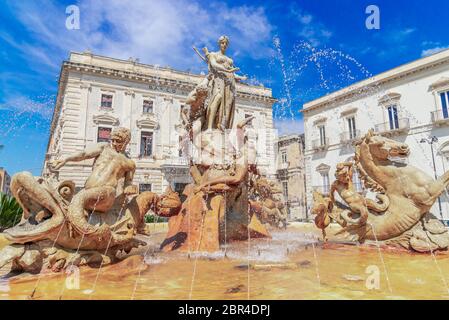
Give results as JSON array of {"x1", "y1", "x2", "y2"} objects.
[{"x1": 312, "y1": 129, "x2": 449, "y2": 252}]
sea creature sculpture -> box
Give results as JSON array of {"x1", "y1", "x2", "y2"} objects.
[{"x1": 312, "y1": 129, "x2": 449, "y2": 252}]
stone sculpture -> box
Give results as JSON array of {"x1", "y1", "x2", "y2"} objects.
[
  {"x1": 312, "y1": 129, "x2": 449, "y2": 252},
  {"x1": 249, "y1": 177, "x2": 288, "y2": 229},
  {"x1": 0, "y1": 128, "x2": 182, "y2": 273},
  {"x1": 161, "y1": 116, "x2": 270, "y2": 252},
  {"x1": 161, "y1": 37, "x2": 271, "y2": 252}
]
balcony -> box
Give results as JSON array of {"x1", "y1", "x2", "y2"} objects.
[
  {"x1": 374, "y1": 118, "x2": 410, "y2": 136},
  {"x1": 340, "y1": 130, "x2": 361, "y2": 144},
  {"x1": 160, "y1": 157, "x2": 189, "y2": 176},
  {"x1": 311, "y1": 138, "x2": 330, "y2": 151},
  {"x1": 431, "y1": 110, "x2": 449, "y2": 126},
  {"x1": 162, "y1": 157, "x2": 188, "y2": 167},
  {"x1": 278, "y1": 162, "x2": 289, "y2": 170}
]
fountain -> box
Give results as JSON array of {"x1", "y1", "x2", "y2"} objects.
[
  {"x1": 161, "y1": 35, "x2": 272, "y2": 252},
  {"x1": 312, "y1": 129, "x2": 449, "y2": 253},
  {"x1": 0, "y1": 36, "x2": 278, "y2": 275},
  {"x1": 4, "y1": 34, "x2": 449, "y2": 300}
]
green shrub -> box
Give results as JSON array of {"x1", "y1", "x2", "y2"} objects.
[
  {"x1": 0, "y1": 193, "x2": 23, "y2": 231},
  {"x1": 144, "y1": 214, "x2": 168, "y2": 223}
]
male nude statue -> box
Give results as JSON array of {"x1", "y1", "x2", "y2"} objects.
[
  {"x1": 51, "y1": 127, "x2": 136, "y2": 235},
  {"x1": 330, "y1": 162, "x2": 369, "y2": 225}
]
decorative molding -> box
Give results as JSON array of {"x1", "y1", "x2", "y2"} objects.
[
  {"x1": 92, "y1": 114, "x2": 120, "y2": 126},
  {"x1": 429, "y1": 77, "x2": 449, "y2": 92},
  {"x1": 316, "y1": 163, "x2": 331, "y2": 173},
  {"x1": 340, "y1": 107, "x2": 358, "y2": 116},
  {"x1": 100, "y1": 88, "x2": 116, "y2": 93},
  {"x1": 378, "y1": 92, "x2": 401, "y2": 105},
  {"x1": 313, "y1": 117, "x2": 327, "y2": 125},
  {"x1": 64, "y1": 61, "x2": 275, "y2": 103},
  {"x1": 124, "y1": 89, "x2": 135, "y2": 97},
  {"x1": 80, "y1": 83, "x2": 92, "y2": 91},
  {"x1": 136, "y1": 117, "x2": 159, "y2": 129}
]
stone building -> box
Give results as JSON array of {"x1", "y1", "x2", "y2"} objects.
[
  {"x1": 276, "y1": 134, "x2": 307, "y2": 221},
  {"x1": 43, "y1": 52, "x2": 277, "y2": 195},
  {"x1": 0, "y1": 168, "x2": 11, "y2": 195},
  {"x1": 302, "y1": 48, "x2": 449, "y2": 221}
]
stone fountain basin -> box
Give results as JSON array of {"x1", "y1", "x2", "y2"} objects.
[{"x1": 1, "y1": 222, "x2": 449, "y2": 300}]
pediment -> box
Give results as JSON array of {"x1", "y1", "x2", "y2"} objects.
[
  {"x1": 136, "y1": 117, "x2": 159, "y2": 129},
  {"x1": 316, "y1": 163, "x2": 331, "y2": 173},
  {"x1": 340, "y1": 107, "x2": 358, "y2": 116},
  {"x1": 313, "y1": 117, "x2": 327, "y2": 125},
  {"x1": 378, "y1": 92, "x2": 401, "y2": 105},
  {"x1": 92, "y1": 114, "x2": 120, "y2": 126},
  {"x1": 429, "y1": 77, "x2": 449, "y2": 91}
]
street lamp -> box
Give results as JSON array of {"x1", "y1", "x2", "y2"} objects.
[{"x1": 420, "y1": 136, "x2": 443, "y2": 219}]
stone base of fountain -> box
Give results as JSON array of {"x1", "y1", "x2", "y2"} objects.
[{"x1": 160, "y1": 187, "x2": 270, "y2": 253}]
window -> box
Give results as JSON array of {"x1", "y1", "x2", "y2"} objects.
[
  {"x1": 281, "y1": 151, "x2": 288, "y2": 163},
  {"x1": 101, "y1": 94, "x2": 113, "y2": 108},
  {"x1": 347, "y1": 116, "x2": 357, "y2": 140},
  {"x1": 97, "y1": 127, "x2": 112, "y2": 143},
  {"x1": 143, "y1": 100, "x2": 154, "y2": 114},
  {"x1": 319, "y1": 125, "x2": 326, "y2": 146},
  {"x1": 352, "y1": 169, "x2": 363, "y2": 193},
  {"x1": 139, "y1": 184, "x2": 152, "y2": 193},
  {"x1": 440, "y1": 91, "x2": 449, "y2": 119},
  {"x1": 387, "y1": 105, "x2": 399, "y2": 130},
  {"x1": 322, "y1": 173, "x2": 330, "y2": 194},
  {"x1": 140, "y1": 131, "x2": 153, "y2": 157},
  {"x1": 282, "y1": 181, "x2": 289, "y2": 200},
  {"x1": 179, "y1": 136, "x2": 183, "y2": 157}
]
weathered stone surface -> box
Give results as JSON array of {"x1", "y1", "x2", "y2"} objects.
[{"x1": 311, "y1": 130, "x2": 449, "y2": 253}]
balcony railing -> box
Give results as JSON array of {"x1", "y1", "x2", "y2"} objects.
[
  {"x1": 374, "y1": 118, "x2": 410, "y2": 134},
  {"x1": 311, "y1": 138, "x2": 330, "y2": 151},
  {"x1": 278, "y1": 162, "x2": 289, "y2": 170},
  {"x1": 161, "y1": 157, "x2": 189, "y2": 167},
  {"x1": 431, "y1": 110, "x2": 449, "y2": 125},
  {"x1": 340, "y1": 130, "x2": 361, "y2": 144}
]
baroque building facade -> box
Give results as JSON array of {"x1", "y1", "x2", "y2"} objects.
[
  {"x1": 275, "y1": 134, "x2": 307, "y2": 221},
  {"x1": 43, "y1": 52, "x2": 277, "y2": 195},
  {"x1": 302, "y1": 49, "x2": 449, "y2": 222}
]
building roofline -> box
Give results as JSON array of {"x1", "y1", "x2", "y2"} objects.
[
  {"x1": 68, "y1": 51, "x2": 274, "y2": 96},
  {"x1": 302, "y1": 48, "x2": 449, "y2": 113}
]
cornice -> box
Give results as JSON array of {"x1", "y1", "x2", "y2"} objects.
[
  {"x1": 64, "y1": 61, "x2": 276, "y2": 104},
  {"x1": 302, "y1": 50, "x2": 449, "y2": 113}
]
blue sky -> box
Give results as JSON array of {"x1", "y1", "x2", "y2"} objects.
[{"x1": 1, "y1": 0, "x2": 449, "y2": 175}]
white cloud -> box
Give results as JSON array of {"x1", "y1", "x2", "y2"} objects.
[
  {"x1": 421, "y1": 46, "x2": 449, "y2": 57},
  {"x1": 289, "y1": 4, "x2": 332, "y2": 47},
  {"x1": 273, "y1": 118, "x2": 304, "y2": 136},
  {"x1": 6, "y1": 0, "x2": 274, "y2": 71},
  {"x1": 399, "y1": 28, "x2": 416, "y2": 36}
]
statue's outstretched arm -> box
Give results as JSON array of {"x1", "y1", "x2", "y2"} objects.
[
  {"x1": 234, "y1": 74, "x2": 247, "y2": 82},
  {"x1": 51, "y1": 143, "x2": 106, "y2": 170}
]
